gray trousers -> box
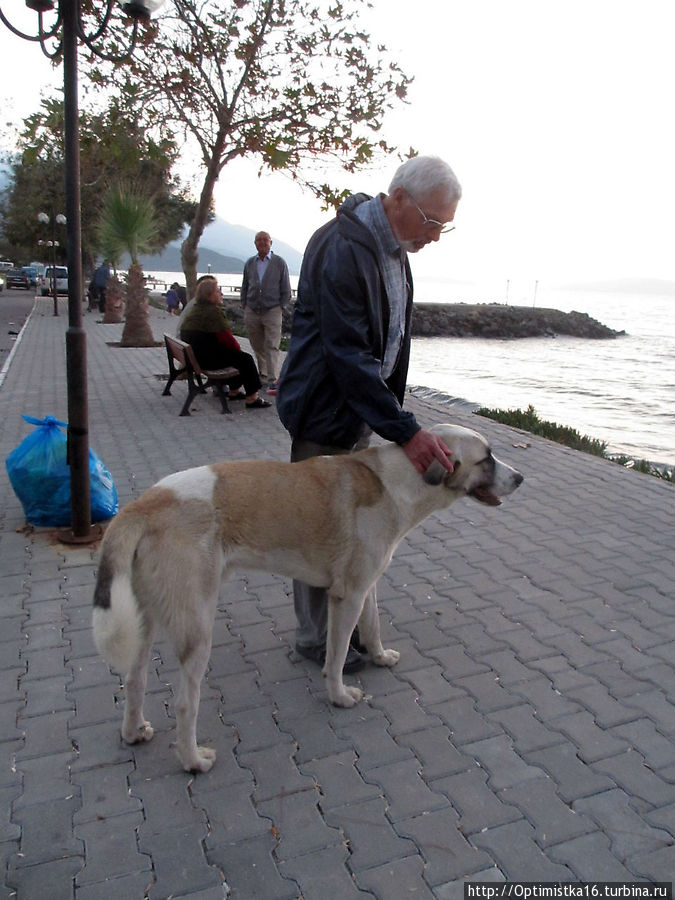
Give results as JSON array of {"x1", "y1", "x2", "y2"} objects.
[
  {"x1": 244, "y1": 306, "x2": 282, "y2": 382},
  {"x1": 290, "y1": 433, "x2": 370, "y2": 648}
]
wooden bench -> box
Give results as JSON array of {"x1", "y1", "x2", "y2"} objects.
[{"x1": 162, "y1": 334, "x2": 240, "y2": 416}]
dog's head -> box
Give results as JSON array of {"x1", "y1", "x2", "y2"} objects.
[{"x1": 422, "y1": 424, "x2": 523, "y2": 506}]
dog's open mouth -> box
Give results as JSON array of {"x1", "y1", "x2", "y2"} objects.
[{"x1": 469, "y1": 486, "x2": 502, "y2": 506}]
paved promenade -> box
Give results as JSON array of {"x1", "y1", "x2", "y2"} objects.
[{"x1": 0, "y1": 297, "x2": 674, "y2": 899}]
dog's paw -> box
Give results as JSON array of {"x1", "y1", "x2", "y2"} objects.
[
  {"x1": 122, "y1": 721, "x2": 154, "y2": 744},
  {"x1": 330, "y1": 685, "x2": 364, "y2": 708},
  {"x1": 372, "y1": 648, "x2": 400, "y2": 667},
  {"x1": 179, "y1": 746, "x2": 217, "y2": 773}
]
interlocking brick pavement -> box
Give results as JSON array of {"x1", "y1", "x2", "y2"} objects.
[{"x1": 0, "y1": 298, "x2": 673, "y2": 897}]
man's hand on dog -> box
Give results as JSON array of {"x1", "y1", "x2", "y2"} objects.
[{"x1": 403, "y1": 429, "x2": 454, "y2": 476}]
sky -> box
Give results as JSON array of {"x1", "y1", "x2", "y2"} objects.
[{"x1": 2, "y1": 0, "x2": 675, "y2": 290}]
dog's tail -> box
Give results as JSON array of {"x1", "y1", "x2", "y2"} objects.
[{"x1": 92, "y1": 512, "x2": 145, "y2": 674}]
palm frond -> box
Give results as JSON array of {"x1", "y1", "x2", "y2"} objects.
[{"x1": 97, "y1": 183, "x2": 160, "y2": 265}]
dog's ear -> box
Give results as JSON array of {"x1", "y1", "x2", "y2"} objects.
[
  {"x1": 423, "y1": 459, "x2": 449, "y2": 486},
  {"x1": 423, "y1": 458, "x2": 461, "y2": 486}
]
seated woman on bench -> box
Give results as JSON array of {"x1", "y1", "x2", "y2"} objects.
[{"x1": 180, "y1": 276, "x2": 271, "y2": 410}]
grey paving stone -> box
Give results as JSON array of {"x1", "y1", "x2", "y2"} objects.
[
  {"x1": 11, "y1": 795, "x2": 83, "y2": 868},
  {"x1": 75, "y1": 871, "x2": 155, "y2": 900},
  {"x1": 400, "y1": 615, "x2": 462, "y2": 651},
  {"x1": 224, "y1": 704, "x2": 290, "y2": 754},
  {"x1": 75, "y1": 811, "x2": 149, "y2": 885},
  {"x1": 301, "y1": 751, "x2": 381, "y2": 811},
  {"x1": 13, "y1": 751, "x2": 77, "y2": 811},
  {"x1": 326, "y1": 796, "x2": 416, "y2": 872},
  {"x1": 510, "y1": 674, "x2": 583, "y2": 721},
  {"x1": 352, "y1": 853, "x2": 436, "y2": 899},
  {"x1": 592, "y1": 750, "x2": 675, "y2": 807},
  {"x1": 364, "y1": 757, "x2": 448, "y2": 822},
  {"x1": 629, "y1": 844, "x2": 675, "y2": 882},
  {"x1": 208, "y1": 833, "x2": 299, "y2": 900},
  {"x1": 257, "y1": 788, "x2": 342, "y2": 860},
  {"x1": 644, "y1": 802, "x2": 675, "y2": 838},
  {"x1": 69, "y1": 719, "x2": 136, "y2": 771},
  {"x1": 565, "y1": 682, "x2": 645, "y2": 728},
  {"x1": 432, "y1": 767, "x2": 521, "y2": 835},
  {"x1": 500, "y1": 776, "x2": 595, "y2": 846},
  {"x1": 428, "y1": 696, "x2": 502, "y2": 745},
  {"x1": 524, "y1": 743, "x2": 614, "y2": 803},
  {"x1": 238, "y1": 741, "x2": 316, "y2": 803},
  {"x1": 280, "y1": 711, "x2": 353, "y2": 764},
  {"x1": 396, "y1": 806, "x2": 494, "y2": 884},
  {"x1": 551, "y1": 710, "x2": 631, "y2": 763},
  {"x1": 624, "y1": 690, "x2": 675, "y2": 735},
  {"x1": 478, "y1": 648, "x2": 540, "y2": 686},
  {"x1": 370, "y1": 686, "x2": 443, "y2": 735},
  {"x1": 455, "y1": 672, "x2": 523, "y2": 714},
  {"x1": 140, "y1": 822, "x2": 224, "y2": 898},
  {"x1": 463, "y1": 735, "x2": 546, "y2": 789},
  {"x1": 332, "y1": 714, "x2": 412, "y2": 770},
  {"x1": 487, "y1": 703, "x2": 567, "y2": 754},
  {"x1": 72, "y1": 762, "x2": 141, "y2": 825},
  {"x1": 15, "y1": 709, "x2": 73, "y2": 760},
  {"x1": 435, "y1": 868, "x2": 506, "y2": 900},
  {"x1": 548, "y1": 831, "x2": 637, "y2": 880},
  {"x1": 244, "y1": 645, "x2": 302, "y2": 685},
  {"x1": 401, "y1": 664, "x2": 467, "y2": 705},
  {"x1": 6, "y1": 854, "x2": 83, "y2": 900},
  {"x1": 471, "y1": 819, "x2": 574, "y2": 881},
  {"x1": 574, "y1": 788, "x2": 672, "y2": 859},
  {"x1": 396, "y1": 726, "x2": 471, "y2": 780}
]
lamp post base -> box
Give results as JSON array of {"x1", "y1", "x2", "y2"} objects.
[{"x1": 56, "y1": 524, "x2": 104, "y2": 545}]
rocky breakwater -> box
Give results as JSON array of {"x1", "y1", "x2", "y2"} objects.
[
  {"x1": 218, "y1": 297, "x2": 623, "y2": 340},
  {"x1": 411, "y1": 303, "x2": 624, "y2": 339}
]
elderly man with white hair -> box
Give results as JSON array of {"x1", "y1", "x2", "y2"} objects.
[{"x1": 277, "y1": 154, "x2": 462, "y2": 672}]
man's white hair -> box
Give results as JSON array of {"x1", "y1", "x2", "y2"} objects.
[{"x1": 388, "y1": 155, "x2": 462, "y2": 203}]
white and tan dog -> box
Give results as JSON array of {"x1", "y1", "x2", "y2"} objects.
[{"x1": 93, "y1": 423, "x2": 523, "y2": 772}]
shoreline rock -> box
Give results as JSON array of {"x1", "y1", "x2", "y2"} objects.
[
  {"x1": 169, "y1": 292, "x2": 623, "y2": 340},
  {"x1": 410, "y1": 303, "x2": 624, "y2": 339}
]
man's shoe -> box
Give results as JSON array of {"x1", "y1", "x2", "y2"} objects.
[{"x1": 296, "y1": 643, "x2": 366, "y2": 673}]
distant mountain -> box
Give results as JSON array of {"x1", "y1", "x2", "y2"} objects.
[
  {"x1": 133, "y1": 217, "x2": 304, "y2": 277},
  {"x1": 138, "y1": 244, "x2": 245, "y2": 275}
]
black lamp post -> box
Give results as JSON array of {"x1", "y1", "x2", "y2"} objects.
[
  {"x1": 0, "y1": 0, "x2": 163, "y2": 542},
  {"x1": 38, "y1": 210, "x2": 66, "y2": 317}
]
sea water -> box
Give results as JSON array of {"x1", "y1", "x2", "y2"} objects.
[
  {"x1": 149, "y1": 270, "x2": 674, "y2": 466},
  {"x1": 407, "y1": 279, "x2": 674, "y2": 466}
]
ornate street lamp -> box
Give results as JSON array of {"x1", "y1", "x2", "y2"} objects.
[
  {"x1": 37, "y1": 211, "x2": 67, "y2": 317},
  {"x1": 0, "y1": 0, "x2": 163, "y2": 541}
]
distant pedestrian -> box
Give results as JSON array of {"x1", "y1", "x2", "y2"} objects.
[
  {"x1": 240, "y1": 231, "x2": 291, "y2": 394},
  {"x1": 92, "y1": 261, "x2": 111, "y2": 313},
  {"x1": 165, "y1": 282, "x2": 180, "y2": 315}
]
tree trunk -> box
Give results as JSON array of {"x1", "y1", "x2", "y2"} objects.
[
  {"x1": 103, "y1": 274, "x2": 124, "y2": 324},
  {"x1": 120, "y1": 263, "x2": 155, "y2": 347},
  {"x1": 181, "y1": 130, "x2": 227, "y2": 299}
]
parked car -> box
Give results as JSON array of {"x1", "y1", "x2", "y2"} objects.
[
  {"x1": 22, "y1": 266, "x2": 38, "y2": 288},
  {"x1": 6, "y1": 268, "x2": 31, "y2": 290},
  {"x1": 40, "y1": 266, "x2": 69, "y2": 296},
  {"x1": 0, "y1": 260, "x2": 13, "y2": 272}
]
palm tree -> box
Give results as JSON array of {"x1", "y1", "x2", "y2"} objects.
[{"x1": 97, "y1": 184, "x2": 159, "y2": 347}]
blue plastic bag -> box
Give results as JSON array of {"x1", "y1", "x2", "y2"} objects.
[{"x1": 5, "y1": 415, "x2": 119, "y2": 527}]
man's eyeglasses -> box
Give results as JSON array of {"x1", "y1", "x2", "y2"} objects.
[{"x1": 412, "y1": 200, "x2": 455, "y2": 234}]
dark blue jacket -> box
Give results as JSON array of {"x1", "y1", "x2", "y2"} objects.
[{"x1": 277, "y1": 193, "x2": 420, "y2": 449}]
